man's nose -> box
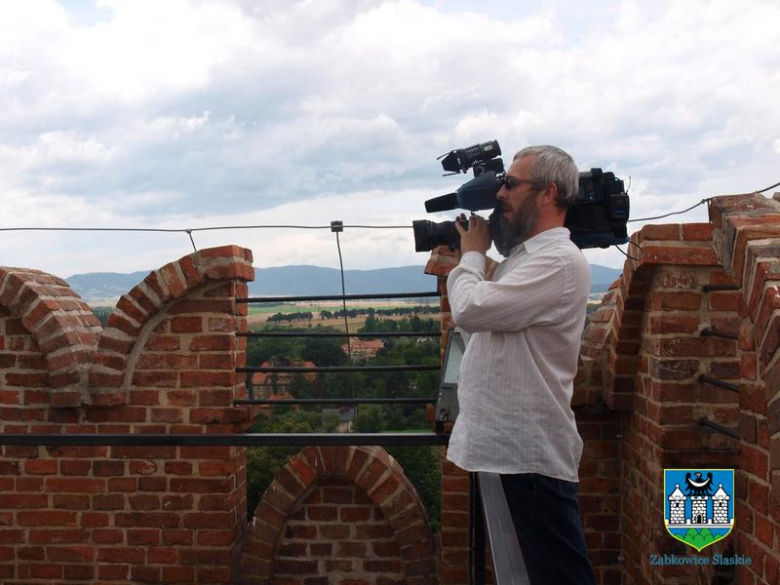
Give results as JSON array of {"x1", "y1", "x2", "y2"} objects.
[{"x1": 496, "y1": 187, "x2": 507, "y2": 201}]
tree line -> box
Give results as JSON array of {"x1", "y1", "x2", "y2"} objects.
[{"x1": 264, "y1": 305, "x2": 441, "y2": 324}]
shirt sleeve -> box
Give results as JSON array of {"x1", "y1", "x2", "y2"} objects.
[{"x1": 446, "y1": 249, "x2": 569, "y2": 333}]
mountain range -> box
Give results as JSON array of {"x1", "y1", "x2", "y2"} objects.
[{"x1": 66, "y1": 264, "x2": 622, "y2": 303}]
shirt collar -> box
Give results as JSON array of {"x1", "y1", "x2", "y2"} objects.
[{"x1": 510, "y1": 227, "x2": 571, "y2": 256}]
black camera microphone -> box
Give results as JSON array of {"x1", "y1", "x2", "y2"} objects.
[{"x1": 424, "y1": 172, "x2": 503, "y2": 213}]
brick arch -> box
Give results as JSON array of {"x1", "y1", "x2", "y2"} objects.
[
  {"x1": 577, "y1": 258, "x2": 656, "y2": 410},
  {"x1": 238, "y1": 445, "x2": 437, "y2": 584},
  {"x1": 0, "y1": 267, "x2": 102, "y2": 408},
  {"x1": 88, "y1": 245, "x2": 254, "y2": 406}
]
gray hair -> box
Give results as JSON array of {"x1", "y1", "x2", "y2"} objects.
[{"x1": 514, "y1": 145, "x2": 579, "y2": 208}]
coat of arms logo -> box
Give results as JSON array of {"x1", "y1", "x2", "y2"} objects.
[{"x1": 663, "y1": 469, "x2": 735, "y2": 552}]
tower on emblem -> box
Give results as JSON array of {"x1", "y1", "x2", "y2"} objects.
[{"x1": 663, "y1": 469, "x2": 734, "y2": 552}]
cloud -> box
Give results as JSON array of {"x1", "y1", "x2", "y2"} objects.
[{"x1": 2, "y1": 0, "x2": 780, "y2": 277}]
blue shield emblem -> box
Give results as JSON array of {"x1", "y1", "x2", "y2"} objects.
[{"x1": 664, "y1": 469, "x2": 734, "y2": 552}]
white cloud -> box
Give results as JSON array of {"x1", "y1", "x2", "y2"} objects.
[{"x1": 1, "y1": 0, "x2": 780, "y2": 277}]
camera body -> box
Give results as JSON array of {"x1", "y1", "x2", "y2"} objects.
[{"x1": 413, "y1": 140, "x2": 630, "y2": 253}]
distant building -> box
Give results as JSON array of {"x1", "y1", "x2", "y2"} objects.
[
  {"x1": 321, "y1": 407, "x2": 355, "y2": 433},
  {"x1": 250, "y1": 360, "x2": 316, "y2": 398},
  {"x1": 342, "y1": 339, "x2": 384, "y2": 359}
]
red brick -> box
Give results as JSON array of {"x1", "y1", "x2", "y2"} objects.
[
  {"x1": 152, "y1": 408, "x2": 184, "y2": 423},
  {"x1": 60, "y1": 459, "x2": 92, "y2": 476},
  {"x1": 170, "y1": 478, "x2": 233, "y2": 494},
  {"x1": 47, "y1": 545, "x2": 94, "y2": 562},
  {"x1": 29, "y1": 528, "x2": 88, "y2": 544},
  {"x1": 171, "y1": 316, "x2": 203, "y2": 333},
  {"x1": 64, "y1": 564, "x2": 95, "y2": 580},
  {"x1": 131, "y1": 565, "x2": 161, "y2": 582},
  {"x1": 116, "y1": 295, "x2": 148, "y2": 325},
  {"x1": 144, "y1": 334, "x2": 181, "y2": 352},
  {"x1": 643, "y1": 245, "x2": 719, "y2": 266},
  {"x1": 131, "y1": 371, "x2": 178, "y2": 388},
  {"x1": 652, "y1": 292, "x2": 702, "y2": 311},
  {"x1": 650, "y1": 359, "x2": 700, "y2": 380},
  {"x1": 0, "y1": 493, "x2": 49, "y2": 508},
  {"x1": 754, "y1": 512, "x2": 774, "y2": 546},
  {"x1": 180, "y1": 370, "x2": 235, "y2": 387},
  {"x1": 115, "y1": 512, "x2": 180, "y2": 529},
  {"x1": 178, "y1": 254, "x2": 206, "y2": 289},
  {"x1": 710, "y1": 291, "x2": 742, "y2": 312},
  {"x1": 641, "y1": 224, "x2": 681, "y2": 241},
  {"x1": 158, "y1": 263, "x2": 188, "y2": 299},
  {"x1": 197, "y1": 528, "x2": 237, "y2": 546},
  {"x1": 129, "y1": 494, "x2": 161, "y2": 511},
  {"x1": 682, "y1": 223, "x2": 714, "y2": 241},
  {"x1": 197, "y1": 566, "x2": 232, "y2": 583},
  {"x1": 164, "y1": 461, "x2": 192, "y2": 475},
  {"x1": 305, "y1": 506, "x2": 337, "y2": 521},
  {"x1": 199, "y1": 388, "x2": 233, "y2": 406},
  {"x1": 340, "y1": 507, "x2": 372, "y2": 522},
  {"x1": 741, "y1": 444, "x2": 769, "y2": 478},
  {"x1": 17, "y1": 511, "x2": 76, "y2": 526},
  {"x1": 168, "y1": 299, "x2": 234, "y2": 315},
  {"x1": 24, "y1": 460, "x2": 58, "y2": 475},
  {"x1": 199, "y1": 353, "x2": 235, "y2": 369},
  {"x1": 189, "y1": 335, "x2": 234, "y2": 351},
  {"x1": 162, "y1": 529, "x2": 193, "y2": 546},
  {"x1": 649, "y1": 315, "x2": 700, "y2": 334},
  {"x1": 274, "y1": 559, "x2": 318, "y2": 574},
  {"x1": 354, "y1": 524, "x2": 393, "y2": 540}
]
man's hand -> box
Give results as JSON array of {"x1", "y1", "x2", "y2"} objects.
[{"x1": 455, "y1": 213, "x2": 491, "y2": 255}]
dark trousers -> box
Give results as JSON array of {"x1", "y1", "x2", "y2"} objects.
[{"x1": 500, "y1": 473, "x2": 596, "y2": 585}]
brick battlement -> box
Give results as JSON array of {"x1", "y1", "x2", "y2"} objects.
[
  {"x1": 1, "y1": 192, "x2": 779, "y2": 584},
  {"x1": 0, "y1": 246, "x2": 256, "y2": 584}
]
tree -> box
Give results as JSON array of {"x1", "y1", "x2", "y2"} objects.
[
  {"x1": 354, "y1": 404, "x2": 386, "y2": 432},
  {"x1": 302, "y1": 336, "x2": 346, "y2": 367}
]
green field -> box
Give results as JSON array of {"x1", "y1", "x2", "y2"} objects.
[{"x1": 247, "y1": 302, "x2": 430, "y2": 315}]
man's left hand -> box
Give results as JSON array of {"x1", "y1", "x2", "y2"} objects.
[{"x1": 455, "y1": 213, "x2": 491, "y2": 255}]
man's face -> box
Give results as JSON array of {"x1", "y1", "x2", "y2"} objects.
[{"x1": 496, "y1": 155, "x2": 542, "y2": 243}]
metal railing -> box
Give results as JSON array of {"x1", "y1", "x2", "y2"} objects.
[
  {"x1": 236, "y1": 290, "x2": 443, "y2": 411},
  {"x1": 470, "y1": 472, "x2": 530, "y2": 585}
]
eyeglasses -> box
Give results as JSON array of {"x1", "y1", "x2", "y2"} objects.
[{"x1": 501, "y1": 176, "x2": 543, "y2": 191}]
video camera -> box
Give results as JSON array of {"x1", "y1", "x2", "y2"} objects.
[{"x1": 412, "y1": 140, "x2": 630, "y2": 254}]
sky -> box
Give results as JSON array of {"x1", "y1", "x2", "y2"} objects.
[{"x1": 2, "y1": 0, "x2": 779, "y2": 278}]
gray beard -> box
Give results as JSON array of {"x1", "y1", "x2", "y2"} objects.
[{"x1": 490, "y1": 200, "x2": 539, "y2": 257}]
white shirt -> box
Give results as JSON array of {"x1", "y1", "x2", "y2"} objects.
[{"x1": 445, "y1": 227, "x2": 591, "y2": 483}]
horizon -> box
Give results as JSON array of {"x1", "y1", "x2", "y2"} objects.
[{"x1": 63, "y1": 259, "x2": 624, "y2": 279}]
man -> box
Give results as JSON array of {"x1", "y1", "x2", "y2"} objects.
[{"x1": 446, "y1": 145, "x2": 595, "y2": 584}]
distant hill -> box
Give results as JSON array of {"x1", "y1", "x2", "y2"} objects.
[
  {"x1": 66, "y1": 264, "x2": 622, "y2": 302},
  {"x1": 65, "y1": 271, "x2": 150, "y2": 303}
]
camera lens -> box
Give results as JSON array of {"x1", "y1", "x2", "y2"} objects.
[{"x1": 412, "y1": 220, "x2": 459, "y2": 252}]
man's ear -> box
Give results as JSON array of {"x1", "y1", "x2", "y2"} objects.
[{"x1": 541, "y1": 182, "x2": 558, "y2": 206}]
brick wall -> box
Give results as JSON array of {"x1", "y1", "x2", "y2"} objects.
[
  {"x1": 579, "y1": 194, "x2": 780, "y2": 584},
  {"x1": 0, "y1": 247, "x2": 443, "y2": 585},
  {"x1": 0, "y1": 246, "x2": 254, "y2": 584},
  {"x1": 2, "y1": 191, "x2": 779, "y2": 584}
]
